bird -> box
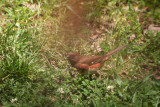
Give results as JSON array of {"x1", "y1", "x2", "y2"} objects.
[{"x1": 67, "y1": 44, "x2": 128, "y2": 79}]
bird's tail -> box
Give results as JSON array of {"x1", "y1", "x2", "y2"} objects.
[{"x1": 103, "y1": 44, "x2": 128, "y2": 61}]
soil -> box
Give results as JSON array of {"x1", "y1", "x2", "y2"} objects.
[{"x1": 59, "y1": 0, "x2": 93, "y2": 41}]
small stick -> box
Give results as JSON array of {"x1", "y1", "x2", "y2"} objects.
[{"x1": 2, "y1": 74, "x2": 10, "y2": 81}]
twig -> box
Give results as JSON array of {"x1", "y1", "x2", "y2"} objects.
[{"x1": 2, "y1": 74, "x2": 10, "y2": 81}]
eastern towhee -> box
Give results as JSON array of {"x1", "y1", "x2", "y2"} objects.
[{"x1": 67, "y1": 44, "x2": 128, "y2": 79}]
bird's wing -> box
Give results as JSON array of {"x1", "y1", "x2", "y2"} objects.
[{"x1": 78, "y1": 55, "x2": 103, "y2": 66}]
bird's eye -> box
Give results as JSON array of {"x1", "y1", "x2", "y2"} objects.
[{"x1": 67, "y1": 55, "x2": 70, "y2": 59}]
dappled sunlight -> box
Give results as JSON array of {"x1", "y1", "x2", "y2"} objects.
[{"x1": 0, "y1": 0, "x2": 160, "y2": 106}]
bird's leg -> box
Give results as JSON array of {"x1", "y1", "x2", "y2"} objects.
[{"x1": 97, "y1": 70, "x2": 101, "y2": 80}]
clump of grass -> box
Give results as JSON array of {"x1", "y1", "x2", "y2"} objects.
[
  {"x1": 0, "y1": 70, "x2": 58, "y2": 106},
  {"x1": 0, "y1": 0, "x2": 41, "y2": 81}
]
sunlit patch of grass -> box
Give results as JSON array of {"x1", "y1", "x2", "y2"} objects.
[{"x1": 0, "y1": 0, "x2": 42, "y2": 81}]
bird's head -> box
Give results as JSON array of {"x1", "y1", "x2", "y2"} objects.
[
  {"x1": 67, "y1": 52, "x2": 79, "y2": 59},
  {"x1": 66, "y1": 52, "x2": 80, "y2": 63}
]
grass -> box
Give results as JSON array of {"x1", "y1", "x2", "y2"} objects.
[
  {"x1": 0, "y1": 0, "x2": 160, "y2": 106},
  {"x1": 0, "y1": 0, "x2": 41, "y2": 81}
]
